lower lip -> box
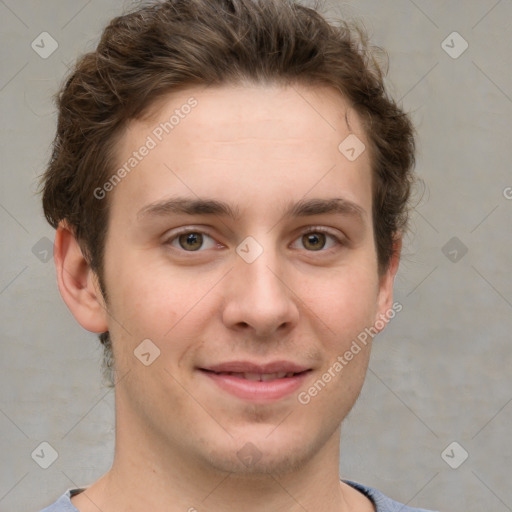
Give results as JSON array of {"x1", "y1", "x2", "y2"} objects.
[{"x1": 200, "y1": 370, "x2": 309, "y2": 402}]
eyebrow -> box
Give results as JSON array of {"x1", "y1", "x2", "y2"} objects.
[
  {"x1": 137, "y1": 197, "x2": 240, "y2": 220},
  {"x1": 288, "y1": 197, "x2": 366, "y2": 221},
  {"x1": 136, "y1": 196, "x2": 367, "y2": 223}
]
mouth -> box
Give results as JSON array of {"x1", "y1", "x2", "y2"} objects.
[
  {"x1": 198, "y1": 361, "x2": 312, "y2": 402},
  {"x1": 200, "y1": 370, "x2": 304, "y2": 381},
  {"x1": 201, "y1": 368, "x2": 309, "y2": 382}
]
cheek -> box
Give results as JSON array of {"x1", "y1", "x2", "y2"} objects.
[
  {"x1": 303, "y1": 274, "x2": 376, "y2": 408},
  {"x1": 105, "y1": 249, "x2": 182, "y2": 320},
  {"x1": 104, "y1": 257, "x2": 218, "y2": 367},
  {"x1": 300, "y1": 264, "x2": 380, "y2": 344}
]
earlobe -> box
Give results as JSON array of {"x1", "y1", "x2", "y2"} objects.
[
  {"x1": 54, "y1": 222, "x2": 109, "y2": 333},
  {"x1": 375, "y1": 236, "x2": 402, "y2": 329}
]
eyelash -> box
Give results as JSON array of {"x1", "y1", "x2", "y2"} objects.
[{"x1": 164, "y1": 226, "x2": 345, "y2": 253}]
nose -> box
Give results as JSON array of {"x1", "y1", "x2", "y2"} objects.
[{"x1": 221, "y1": 251, "x2": 300, "y2": 338}]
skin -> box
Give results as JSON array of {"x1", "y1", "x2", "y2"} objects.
[{"x1": 55, "y1": 83, "x2": 401, "y2": 512}]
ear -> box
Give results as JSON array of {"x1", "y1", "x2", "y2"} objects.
[
  {"x1": 54, "y1": 222, "x2": 109, "y2": 333},
  {"x1": 374, "y1": 235, "x2": 402, "y2": 330}
]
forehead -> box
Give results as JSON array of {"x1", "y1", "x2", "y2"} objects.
[
  {"x1": 109, "y1": 83, "x2": 372, "y2": 218},
  {"x1": 141, "y1": 83, "x2": 363, "y2": 147}
]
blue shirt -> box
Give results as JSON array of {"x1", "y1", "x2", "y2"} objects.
[{"x1": 38, "y1": 482, "x2": 438, "y2": 511}]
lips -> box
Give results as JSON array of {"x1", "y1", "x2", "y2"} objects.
[
  {"x1": 198, "y1": 361, "x2": 311, "y2": 401},
  {"x1": 200, "y1": 361, "x2": 310, "y2": 381},
  {"x1": 211, "y1": 371, "x2": 297, "y2": 381},
  {"x1": 201, "y1": 361, "x2": 310, "y2": 375}
]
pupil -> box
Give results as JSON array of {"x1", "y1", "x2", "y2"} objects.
[
  {"x1": 179, "y1": 233, "x2": 203, "y2": 251},
  {"x1": 304, "y1": 233, "x2": 325, "y2": 251}
]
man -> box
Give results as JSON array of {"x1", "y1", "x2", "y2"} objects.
[{"x1": 38, "y1": 0, "x2": 437, "y2": 510}]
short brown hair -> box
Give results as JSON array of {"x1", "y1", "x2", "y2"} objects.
[{"x1": 40, "y1": 0, "x2": 415, "y2": 384}]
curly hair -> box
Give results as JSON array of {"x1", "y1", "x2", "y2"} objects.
[{"x1": 40, "y1": 0, "x2": 415, "y2": 386}]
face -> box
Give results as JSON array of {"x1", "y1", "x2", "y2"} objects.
[{"x1": 98, "y1": 83, "x2": 397, "y2": 476}]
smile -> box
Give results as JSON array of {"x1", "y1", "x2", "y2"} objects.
[
  {"x1": 198, "y1": 363, "x2": 311, "y2": 402},
  {"x1": 210, "y1": 371, "x2": 298, "y2": 381}
]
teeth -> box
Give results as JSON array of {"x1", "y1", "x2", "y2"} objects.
[
  {"x1": 243, "y1": 372, "x2": 262, "y2": 381},
  {"x1": 234, "y1": 372, "x2": 293, "y2": 381},
  {"x1": 216, "y1": 371, "x2": 296, "y2": 381}
]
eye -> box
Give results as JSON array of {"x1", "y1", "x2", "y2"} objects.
[
  {"x1": 167, "y1": 231, "x2": 218, "y2": 251},
  {"x1": 291, "y1": 228, "x2": 341, "y2": 251}
]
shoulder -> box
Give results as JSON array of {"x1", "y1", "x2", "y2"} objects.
[
  {"x1": 40, "y1": 484, "x2": 439, "y2": 512},
  {"x1": 343, "y1": 480, "x2": 439, "y2": 512},
  {"x1": 37, "y1": 489, "x2": 82, "y2": 512}
]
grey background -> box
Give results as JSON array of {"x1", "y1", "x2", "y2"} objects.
[{"x1": 1, "y1": 1, "x2": 511, "y2": 511}]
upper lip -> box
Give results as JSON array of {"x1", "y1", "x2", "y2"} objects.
[{"x1": 200, "y1": 361, "x2": 311, "y2": 374}]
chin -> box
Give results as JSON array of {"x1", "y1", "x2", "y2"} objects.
[
  {"x1": 196, "y1": 427, "x2": 327, "y2": 477},
  {"x1": 203, "y1": 448, "x2": 311, "y2": 477}
]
